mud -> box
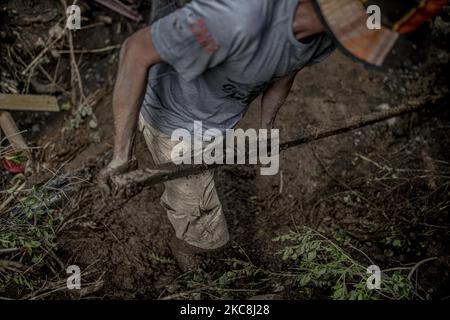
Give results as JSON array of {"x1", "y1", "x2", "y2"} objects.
[
  {"x1": 47, "y1": 49, "x2": 449, "y2": 299},
  {"x1": 1, "y1": 0, "x2": 449, "y2": 300}
]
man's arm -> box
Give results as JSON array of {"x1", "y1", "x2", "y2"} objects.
[
  {"x1": 112, "y1": 27, "x2": 162, "y2": 163},
  {"x1": 260, "y1": 71, "x2": 298, "y2": 129},
  {"x1": 99, "y1": 27, "x2": 162, "y2": 193}
]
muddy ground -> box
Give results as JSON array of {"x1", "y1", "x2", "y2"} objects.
[{"x1": 1, "y1": 1, "x2": 449, "y2": 300}]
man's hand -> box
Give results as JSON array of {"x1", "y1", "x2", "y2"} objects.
[{"x1": 98, "y1": 157, "x2": 138, "y2": 198}]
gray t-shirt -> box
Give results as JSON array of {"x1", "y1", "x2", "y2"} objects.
[{"x1": 141, "y1": 0, "x2": 335, "y2": 140}]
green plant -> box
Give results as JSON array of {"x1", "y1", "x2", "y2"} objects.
[
  {"x1": 4, "y1": 152, "x2": 28, "y2": 164},
  {"x1": 149, "y1": 252, "x2": 176, "y2": 265},
  {"x1": 0, "y1": 186, "x2": 62, "y2": 297},
  {"x1": 273, "y1": 227, "x2": 414, "y2": 300},
  {"x1": 169, "y1": 227, "x2": 416, "y2": 300}
]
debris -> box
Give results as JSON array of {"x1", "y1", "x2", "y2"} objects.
[
  {"x1": 48, "y1": 24, "x2": 64, "y2": 39},
  {"x1": 0, "y1": 111, "x2": 30, "y2": 155},
  {"x1": 97, "y1": 15, "x2": 113, "y2": 24},
  {"x1": 89, "y1": 119, "x2": 99, "y2": 129},
  {"x1": 0, "y1": 111, "x2": 31, "y2": 173},
  {"x1": 55, "y1": 44, "x2": 121, "y2": 54},
  {"x1": 91, "y1": 0, "x2": 143, "y2": 22},
  {"x1": 21, "y1": 22, "x2": 68, "y2": 75},
  {"x1": 30, "y1": 78, "x2": 59, "y2": 94},
  {"x1": 1, "y1": 158, "x2": 25, "y2": 174},
  {"x1": 248, "y1": 294, "x2": 282, "y2": 300},
  {"x1": 0, "y1": 93, "x2": 60, "y2": 112}
]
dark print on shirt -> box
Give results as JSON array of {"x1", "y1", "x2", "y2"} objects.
[{"x1": 222, "y1": 78, "x2": 270, "y2": 105}]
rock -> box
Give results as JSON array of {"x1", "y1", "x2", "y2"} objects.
[{"x1": 89, "y1": 119, "x2": 98, "y2": 129}]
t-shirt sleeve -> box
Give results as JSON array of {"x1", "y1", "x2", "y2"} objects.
[
  {"x1": 307, "y1": 34, "x2": 336, "y2": 66},
  {"x1": 150, "y1": 1, "x2": 236, "y2": 81}
]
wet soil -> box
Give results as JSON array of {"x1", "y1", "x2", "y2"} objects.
[{"x1": 1, "y1": 0, "x2": 449, "y2": 300}]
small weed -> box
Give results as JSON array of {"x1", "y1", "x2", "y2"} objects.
[
  {"x1": 173, "y1": 227, "x2": 415, "y2": 300},
  {"x1": 273, "y1": 227, "x2": 414, "y2": 300},
  {"x1": 0, "y1": 186, "x2": 63, "y2": 297}
]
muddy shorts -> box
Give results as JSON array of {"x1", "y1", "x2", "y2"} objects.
[{"x1": 139, "y1": 115, "x2": 229, "y2": 250}]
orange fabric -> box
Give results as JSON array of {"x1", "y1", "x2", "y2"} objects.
[
  {"x1": 396, "y1": 0, "x2": 448, "y2": 33},
  {"x1": 315, "y1": 0, "x2": 447, "y2": 66}
]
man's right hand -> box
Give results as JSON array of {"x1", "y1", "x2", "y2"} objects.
[{"x1": 98, "y1": 157, "x2": 137, "y2": 198}]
